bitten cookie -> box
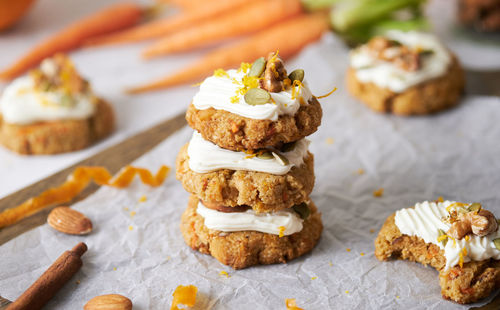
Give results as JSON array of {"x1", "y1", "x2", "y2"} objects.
[
  {"x1": 0, "y1": 54, "x2": 114, "y2": 155},
  {"x1": 347, "y1": 31, "x2": 465, "y2": 116},
  {"x1": 176, "y1": 143, "x2": 315, "y2": 213},
  {"x1": 375, "y1": 201, "x2": 500, "y2": 304},
  {"x1": 181, "y1": 195, "x2": 323, "y2": 269}
]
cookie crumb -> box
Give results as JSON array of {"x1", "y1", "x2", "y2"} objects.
[
  {"x1": 373, "y1": 188, "x2": 384, "y2": 197},
  {"x1": 139, "y1": 195, "x2": 147, "y2": 202},
  {"x1": 325, "y1": 137, "x2": 334, "y2": 145},
  {"x1": 369, "y1": 229, "x2": 375, "y2": 233},
  {"x1": 75, "y1": 280, "x2": 80, "y2": 285}
]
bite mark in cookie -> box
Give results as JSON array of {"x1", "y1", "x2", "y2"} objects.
[{"x1": 375, "y1": 200, "x2": 500, "y2": 304}]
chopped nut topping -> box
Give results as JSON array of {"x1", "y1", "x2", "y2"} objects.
[
  {"x1": 447, "y1": 206, "x2": 498, "y2": 240},
  {"x1": 366, "y1": 36, "x2": 427, "y2": 72},
  {"x1": 260, "y1": 52, "x2": 288, "y2": 92}
]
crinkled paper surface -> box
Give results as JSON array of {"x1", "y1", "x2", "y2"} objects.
[{"x1": 1, "y1": 3, "x2": 500, "y2": 310}]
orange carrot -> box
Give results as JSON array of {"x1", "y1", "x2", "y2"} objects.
[
  {"x1": 86, "y1": 0, "x2": 250, "y2": 46},
  {"x1": 0, "y1": 3, "x2": 143, "y2": 81},
  {"x1": 127, "y1": 12, "x2": 329, "y2": 94},
  {"x1": 159, "y1": 0, "x2": 208, "y2": 11},
  {"x1": 142, "y1": 0, "x2": 303, "y2": 58}
]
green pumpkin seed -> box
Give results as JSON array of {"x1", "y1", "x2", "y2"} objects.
[
  {"x1": 256, "y1": 151, "x2": 273, "y2": 160},
  {"x1": 249, "y1": 57, "x2": 266, "y2": 77},
  {"x1": 272, "y1": 152, "x2": 289, "y2": 166},
  {"x1": 419, "y1": 49, "x2": 434, "y2": 57},
  {"x1": 281, "y1": 142, "x2": 296, "y2": 153},
  {"x1": 288, "y1": 69, "x2": 304, "y2": 83},
  {"x1": 493, "y1": 238, "x2": 500, "y2": 251},
  {"x1": 438, "y1": 229, "x2": 448, "y2": 246},
  {"x1": 468, "y1": 203, "x2": 482, "y2": 213},
  {"x1": 293, "y1": 202, "x2": 310, "y2": 220},
  {"x1": 244, "y1": 88, "x2": 270, "y2": 106}
]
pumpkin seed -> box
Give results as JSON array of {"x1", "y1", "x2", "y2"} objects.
[
  {"x1": 493, "y1": 238, "x2": 500, "y2": 251},
  {"x1": 281, "y1": 142, "x2": 296, "y2": 153},
  {"x1": 244, "y1": 88, "x2": 270, "y2": 105},
  {"x1": 438, "y1": 229, "x2": 448, "y2": 246},
  {"x1": 419, "y1": 49, "x2": 434, "y2": 57},
  {"x1": 272, "y1": 152, "x2": 289, "y2": 166},
  {"x1": 468, "y1": 203, "x2": 482, "y2": 213},
  {"x1": 293, "y1": 202, "x2": 310, "y2": 220},
  {"x1": 256, "y1": 151, "x2": 273, "y2": 160},
  {"x1": 288, "y1": 69, "x2": 304, "y2": 82},
  {"x1": 249, "y1": 57, "x2": 266, "y2": 77}
]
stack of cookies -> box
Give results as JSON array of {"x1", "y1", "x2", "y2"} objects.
[{"x1": 176, "y1": 53, "x2": 324, "y2": 269}]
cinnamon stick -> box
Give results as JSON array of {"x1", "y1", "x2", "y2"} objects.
[{"x1": 7, "y1": 242, "x2": 87, "y2": 310}]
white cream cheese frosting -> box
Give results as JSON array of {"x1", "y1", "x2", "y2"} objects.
[
  {"x1": 349, "y1": 31, "x2": 451, "y2": 93},
  {"x1": 0, "y1": 59, "x2": 96, "y2": 125},
  {"x1": 187, "y1": 131, "x2": 309, "y2": 175},
  {"x1": 192, "y1": 69, "x2": 313, "y2": 121},
  {"x1": 196, "y1": 201, "x2": 303, "y2": 236},
  {"x1": 395, "y1": 201, "x2": 500, "y2": 270}
]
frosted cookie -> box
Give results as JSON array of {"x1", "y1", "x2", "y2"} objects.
[
  {"x1": 347, "y1": 31, "x2": 465, "y2": 115},
  {"x1": 175, "y1": 132, "x2": 314, "y2": 213},
  {"x1": 186, "y1": 52, "x2": 323, "y2": 151},
  {"x1": 181, "y1": 195, "x2": 322, "y2": 269},
  {"x1": 0, "y1": 54, "x2": 114, "y2": 154},
  {"x1": 375, "y1": 200, "x2": 500, "y2": 304}
]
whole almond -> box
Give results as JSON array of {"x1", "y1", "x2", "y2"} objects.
[
  {"x1": 84, "y1": 294, "x2": 132, "y2": 310},
  {"x1": 47, "y1": 206, "x2": 92, "y2": 235}
]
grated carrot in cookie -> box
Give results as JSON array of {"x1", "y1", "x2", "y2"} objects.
[
  {"x1": 0, "y1": 165, "x2": 170, "y2": 228},
  {"x1": 171, "y1": 285, "x2": 197, "y2": 310}
]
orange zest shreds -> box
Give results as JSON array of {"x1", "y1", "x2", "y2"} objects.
[
  {"x1": 214, "y1": 68, "x2": 229, "y2": 78},
  {"x1": 170, "y1": 285, "x2": 197, "y2": 310},
  {"x1": 329, "y1": 261, "x2": 333, "y2": 267},
  {"x1": 130, "y1": 211, "x2": 136, "y2": 217},
  {"x1": 290, "y1": 80, "x2": 303, "y2": 100},
  {"x1": 278, "y1": 226, "x2": 285, "y2": 237},
  {"x1": 0, "y1": 165, "x2": 170, "y2": 229},
  {"x1": 459, "y1": 251, "x2": 464, "y2": 268},
  {"x1": 315, "y1": 86, "x2": 337, "y2": 99},
  {"x1": 437, "y1": 234, "x2": 448, "y2": 243},
  {"x1": 139, "y1": 195, "x2": 147, "y2": 202},
  {"x1": 190, "y1": 81, "x2": 202, "y2": 87},
  {"x1": 357, "y1": 169, "x2": 365, "y2": 175},
  {"x1": 346, "y1": 248, "x2": 351, "y2": 252},
  {"x1": 465, "y1": 235, "x2": 470, "y2": 242},
  {"x1": 373, "y1": 188, "x2": 384, "y2": 197},
  {"x1": 128, "y1": 225, "x2": 134, "y2": 231},
  {"x1": 360, "y1": 252, "x2": 365, "y2": 256},
  {"x1": 463, "y1": 246, "x2": 468, "y2": 256},
  {"x1": 437, "y1": 196, "x2": 444, "y2": 202},
  {"x1": 446, "y1": 202, "x2": 468, "y2": 213},
  {"x1": 230, "y1": 95, "x2": 240, "y2": 103},
  {"x1": 369, "y1": 228, "x2": 375, "y2": 233},
  {"x1": 311, "y1": 276, "x2": 317, "y2": 280},
  {"x1": 237, "y1": 62, "x2": 251, "y2": 73},
  {"x1": 285, "y1": 298, "x2": 304, "y2": 310},
  {"x1": 345, "y1": 290, "x2": 349, "y2": 294},
  {"x1": 219, "y1": 271, "x2": 229, "y2": 278}
]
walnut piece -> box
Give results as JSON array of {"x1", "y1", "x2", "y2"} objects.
[
  {"x1": 447, "y1": 209, "x2": 498, "y2": 239},
  {"x1": 366, "y1": 36, "x2": 422, "y2": 72},
  {"x1": 260, "y1": 52, "x2": 288, "y2": 92}
]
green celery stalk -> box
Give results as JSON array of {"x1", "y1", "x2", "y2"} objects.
[
  {"x1": 301, "y1": 0, "x2": 341, "y2": 11},
  {"x1": 371, "y1": 17, "x2": 429, "y2": 35},
  {"x1": 331, "y1": 0, "x2": 425, "y2": 32}
]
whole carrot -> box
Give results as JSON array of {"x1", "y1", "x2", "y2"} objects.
[
  {"x1": 142, "y1": 0, "x2": 303, "y2": 58},
  {"x1": 127, "y1": 12, "x2": 329, "y2": 94},
  {"x1": 0, "y1": 3, "x2": 143, "y2": 81},
  {"x1": 86, "y1": 0, "x2": 250, "y2": 46}
]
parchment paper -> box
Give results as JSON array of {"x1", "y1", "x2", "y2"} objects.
[{"x1": 1, "y1": 32, "x2": 500, "y2": 309}]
